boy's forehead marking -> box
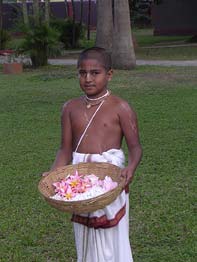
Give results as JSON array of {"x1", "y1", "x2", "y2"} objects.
[{"x1": 78, "y1": 58, "x2": 105, "y2": 69}]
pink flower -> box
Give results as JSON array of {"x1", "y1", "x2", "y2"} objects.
[
  {"x1": 52, "y1": 170, "x2": 117, "y2": 200},
  {"x1": 85, "y1": 174, "x2": 99, "y2": 186},
  {"x1": 64, "y1": 185, "x2": 76, "y2": 200},
  {"x1": 102, "y1": 176, "x2": 118, "y2": 191},
  {"x1": 53, "y1": 181, "x2": 68, "y2": 196}
]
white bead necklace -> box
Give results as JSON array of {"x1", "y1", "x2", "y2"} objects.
[
  {"x1": 84, "y1": 90, "x2": 110, "y2": 109},
  {"x1": 85, "y1": 90, "x2": 110, "y2": 101}
]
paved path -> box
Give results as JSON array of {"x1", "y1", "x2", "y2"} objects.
[
  {"x1": 1, "y1": 56, "x2": 197, "y2": 67},
  {"x1": 48, "y1": 58, "x2": 197, "y2": 67}
]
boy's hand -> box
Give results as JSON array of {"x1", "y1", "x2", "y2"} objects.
[
  {"x1": 41, "y1": 171, "x2": 49, "y2": 177},
  {"x1": 120, "y1": 167, "x2": 134, "y2": 186}
]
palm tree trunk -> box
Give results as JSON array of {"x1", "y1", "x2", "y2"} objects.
[
  {"x1": 87, "y1": 0, "x2": 91, "y2": 40},
  {"x1": 21, "y1": 0, "x2": 29, "y2": 26},
  {"x1": 80, "y1": 0, "x2": 83, "y2": 26},
  {"x1": 95, "y1": 0, "x2": 113, "y2": 53},
  {"x1": 71, "y1": 0, "x2": 76, "y2": 47},
  {"x1": 45, "y1": 0, "x2": 50, "y2": 26},
  {"x1": 33, "y1": 0, "x2": 39, "y2": 26},
  {"x1": 112, "y1": 0, "x2": 136, "y2": 69},
  {"x1": 0, "y1": 0, "x2": 3, "y2": 31},
  {"x1": 64, "y1": 0, "x2": 68, "y2": 17},
  {"x1": 0, "y1": 0, "x2": 2, "y2": 50},
  {"x1": 0, "y1": 0, "x2": 2, "y2": 27}
]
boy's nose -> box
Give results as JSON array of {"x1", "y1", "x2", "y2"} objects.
[{"x1": 86, "y1": 72, "x2": 93, "y2": 81}]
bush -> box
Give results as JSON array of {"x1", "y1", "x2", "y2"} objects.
[
  {"x1": 20, "y1": 24, "x2": 61, "y2": 68},
  {"x1": 0, "y1": 29, "x2": 11, "y2": 49},
  {"x1": 51, "y1": 18, "x2": 86, "y2": 49},
  {"x1": 129, "y1": 0, "x2": 152, "y2": 27}
]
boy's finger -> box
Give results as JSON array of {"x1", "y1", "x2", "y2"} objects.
[{"x1": 41, "y1": 172, "x2": 49, "y2": 177}]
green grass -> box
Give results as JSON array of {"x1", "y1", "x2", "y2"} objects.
[
  {"x1": 0, "y1": 65, "x2": 196, "y2": 262},
  {"x1": 133, "y1": 28, "x2": 197, "y2": 60},
  {"x1": 136, "y1": 46, "x2": 197, "y2": 60},
  {"x1": 133, "y1": 28, "x2": 192, "y2": 46}
]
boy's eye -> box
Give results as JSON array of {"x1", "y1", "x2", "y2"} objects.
[
  {"x1": 79, "y1": 71, "x2": 86, "y2": 77},
  {"x1": 78, "y1": 70, "x2": 101, "y2": 78},
  {"x1": 91, "y1": 71, "x2": 99, "y2": 76}
]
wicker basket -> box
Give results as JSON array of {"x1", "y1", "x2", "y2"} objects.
[{"x1": 38, "y1": 162, "x2": 125, "y2": 214}]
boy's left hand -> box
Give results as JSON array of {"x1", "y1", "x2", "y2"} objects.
[{"x1": 120, "y1": 167, "x2": 134, "y2": 186}]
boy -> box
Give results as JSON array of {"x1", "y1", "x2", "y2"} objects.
[{"x1": 43, "y1": 47, "x2": 142, "y2": 262}]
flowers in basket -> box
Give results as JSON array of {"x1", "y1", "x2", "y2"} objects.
[{"x1": 50, "y1": 171, "x2": 118, "y2": 201}]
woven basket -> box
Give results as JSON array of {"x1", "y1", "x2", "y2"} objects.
[{"x1": 38, "y1": 162, "x2": 125, "y2": 214}]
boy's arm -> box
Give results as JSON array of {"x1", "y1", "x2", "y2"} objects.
[
  {"x1": 44, "y1": 103, "x2": 73, "y2": 175},
  {"x1": 119, "y1": 102, "x2": 142, "y2": 185}
]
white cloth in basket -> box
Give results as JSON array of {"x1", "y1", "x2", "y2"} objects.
[{"x1": 72, "y1": 148, "x2": 133, "y2": 262}]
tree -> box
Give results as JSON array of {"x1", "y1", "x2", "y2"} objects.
[
  {"x1": 33, "y1": 0, "x2": 39, "y2": 26},
  {"x1": 64, "y1": 0, "x2": 69, "y2": 17},
  {"x1": 71, "y1": 0, "x2": 76, "y2": 47},
  {"x1": 45, "y1": 0, "x2": 50, "y2": 25},
  {"x1": 96, "y1": 0, "x2": 136, "y2": 69},
  {"x1": 21, "y1": 0, "x2": 29, "y2": 26},
  {"x1": 95, "y1": 0, "x2": 113, "y2": 52},
  {"x1": 19, "y1": 0, "x2": 60, "y2": 67},
  {"x1": 0, "y1": 0, "x2": 2, "y2": 31},
  {"x1": 112, "y1": 0, "x2": 136, "y2": 69},
  {"x1": 80, "y1": 0, "x2": 83, "y2": 26},
  {"x1": 87, "y1": 0, "x2": 91, "y2": 40}
]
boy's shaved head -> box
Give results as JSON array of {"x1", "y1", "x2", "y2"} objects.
[{"x1": 77, "y1": 47, "x2": 112, "y2": 71}]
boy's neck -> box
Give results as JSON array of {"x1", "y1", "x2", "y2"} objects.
[
  {"x1": 85, "y1": 90, "x2": 111, "y2": 109},
  {"x1": 86, "y1": 90, "x2": 110, "y2": 101}
]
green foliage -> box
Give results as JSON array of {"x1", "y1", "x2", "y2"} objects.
[
  {"x1": 50, "y1": 18, "x2": 86, "y2": 49},
  {"x1": 0, "y1": 29, "x2": 11, "y2": 49},
  {"x1": 19, "y1": 24, "x2": 61, "y2": 68},
  {"x1": 129, "y1": 0, "x2": 152, "y2": 27}
]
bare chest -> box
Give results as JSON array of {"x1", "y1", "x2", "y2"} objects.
[{"x1": 70, "y1": 103, "x2": 120, "y2": 136}]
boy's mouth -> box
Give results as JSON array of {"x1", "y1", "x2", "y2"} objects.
[{"x1": 84, "y1": 85, "x2": 95, "y2": 88}]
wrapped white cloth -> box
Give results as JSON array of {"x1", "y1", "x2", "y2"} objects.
[{"x1": 72, "y1": 149, "x2": 133, "y2": 262}]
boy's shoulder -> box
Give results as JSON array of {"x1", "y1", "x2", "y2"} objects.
[
  {"x1": 62, "y1": 96, "x2": 83, "y2": 111},
  {"x1": 110, "y1": 94, "x2": 135, "y2": 111},
  {"x1": 110, "y1": 94, "x2": 128, "y2": 103},
  {"x1": 109, "y1": 94, "x2": 137, "y2": 120}
]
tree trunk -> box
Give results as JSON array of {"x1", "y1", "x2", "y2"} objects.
[
  {"x1": 0, "y1": 0, "x2": 3, "y2": 32},
  {"x1": 0, "y1": 0, "x2": 2, "y2": 50},
  {"x1": 95, "y1": 0, "x2": 113, "y2": 53},
  {"x1": 21, "y1": 0, "x2": 29, "y2": 26},
  {"x1": 64, "y1": 0, "x2": 69, "y2": 17},
  {"x1": 71, "y1": 0, "x2": 76, "y2": 47},
  {"x1": 112, "y1": 0, "x2": 136, "y2": 69},
  {"x1": 87, "y1": 0, "x2": 91, "y2": 40},
  {"x1": 80, "y1": 0, "x2": 83, "y2": 26},
  {"x1": 45, "y1": 0, "x2": 50, "y2": 26},
  {"x1": 33, "y1": 0, "x2": 39, "y2": 26}
]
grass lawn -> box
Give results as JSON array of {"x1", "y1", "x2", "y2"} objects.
[
  {"x1": 0, "y1": 65, "x2": 196, "y2": 262},
  {"x1": 133, "y1": 28, "x2": 197, "y2": 60}
]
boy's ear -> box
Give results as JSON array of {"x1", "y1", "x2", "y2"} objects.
[{"x1": 107, "y1": 69, "x2": 113, "y2": 81}]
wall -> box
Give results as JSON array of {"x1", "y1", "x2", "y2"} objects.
[{"x1": 152, "y1": 0, "x2": 197, "y2": 35}]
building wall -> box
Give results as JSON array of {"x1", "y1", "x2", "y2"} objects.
[
  {"x1": 152, "y1": 0, "x2": 197, "y2": 35},
  {"x1": 2, "y1": 1, "x2": 97, "y2": 30}
]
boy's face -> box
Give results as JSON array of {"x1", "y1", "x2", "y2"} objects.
[{"x1": 78, "y1": 59, "x2": 113, "y2": 98}]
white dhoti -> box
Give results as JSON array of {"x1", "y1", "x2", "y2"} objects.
[{"x1": 72, "y1": 149, "x2": 133, "y2": 262}]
